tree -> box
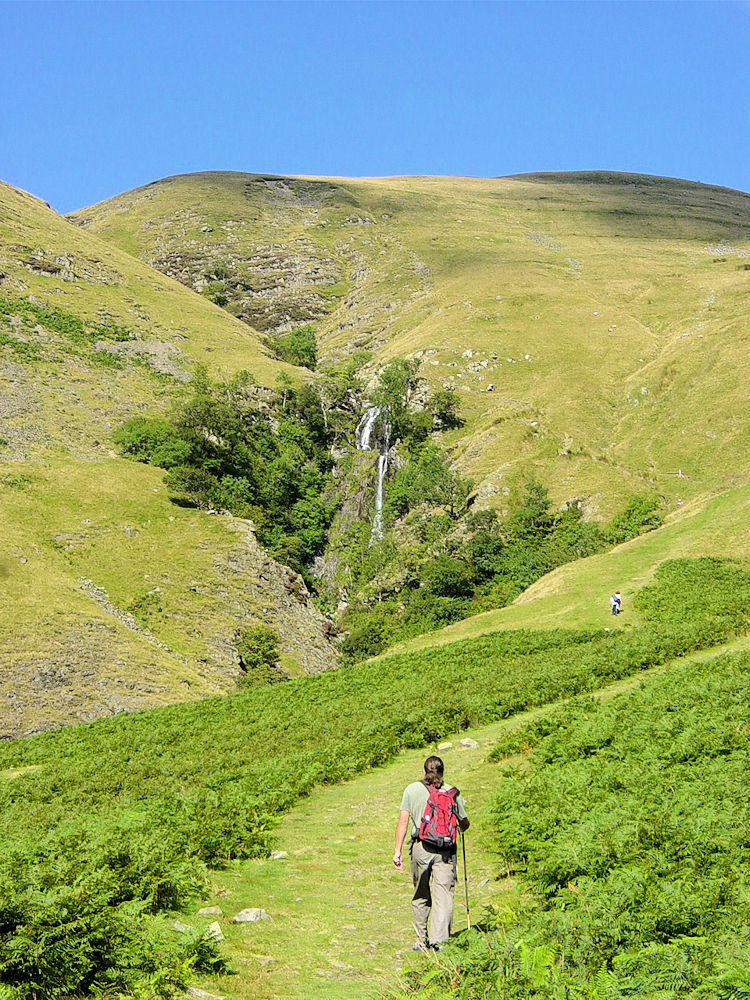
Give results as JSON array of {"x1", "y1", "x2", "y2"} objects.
[
  {"x1": 285, "y1": 325, "x2": 317, "y2": 370},
  {"x1": 266, "y1": 325, "x2": 317, "y2": 370},
  {"x1": 374, "y1": 358, "x2": 420, "y2": 441},
  {"x1": 506, "y1": 481, "x2": 554, "y2": 544},
  {"x1": 413, "y1": 445, "x2": 473, "y2": 518},
  {"x1": 430, "y1": 387, "x2": 463, "y2": 430},
  {"x1": 276, "y1": 372, "x2": 293, "y2": 410},
  {"x1": 385, "y1": 445, "x2": 473, "y2": 520},
  {"x1": 236, "y1": 624, "x2": 285, "y2": 686}
]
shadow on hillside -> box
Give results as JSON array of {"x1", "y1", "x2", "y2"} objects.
[{"x1": 503, "y1": 171, "x2": 750, "y2": 243}]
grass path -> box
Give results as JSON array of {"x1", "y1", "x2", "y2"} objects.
[{"x1": 189, "y1": 633, "x2": 750, "y2": 1000}]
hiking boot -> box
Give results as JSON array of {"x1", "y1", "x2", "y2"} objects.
[{"x1": 412, "y1": 942, "x2": 429, "y2": 952}]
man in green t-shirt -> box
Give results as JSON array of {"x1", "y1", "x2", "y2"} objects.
[{"x1": 393, "y1": 755, "x2": 469, "y2": 950}]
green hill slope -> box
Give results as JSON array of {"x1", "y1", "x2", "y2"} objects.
[
  {"x1": 0, "y1": 181, "x2": 338, "y2": 737},
  {"x1": 388, "y1": 481, "x2": 750, "y2": 655},
  {"x1": 0, "y1": 557, "x2": 748, "y2": 998},
  {"x1": 72, "y1": 170, "x2": 750, "y2": 516},
  {"x1": 5, "y1": 170, "x2": 750, "y2": 734}
]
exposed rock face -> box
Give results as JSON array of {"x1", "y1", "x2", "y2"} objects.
[
  {"x1": 94, "y1": 337, "x2": 190, "y2": 382},
  {"x1": 15, "y1": 248, "x2": 123, "y2": 285},
  {"x1": 310, "y1": 450, "x2": 376, "y2": 607},
  {"x1": 151, "y1": 241, "x2": 343, "y2": 334},
  {"x1": 0, "y1": 516, "x2": 339, "y2": 741},
  {"x1": 219, "y1": 520, "x2": 339, "y2": 677}
]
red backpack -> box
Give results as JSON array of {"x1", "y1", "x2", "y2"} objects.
[{"x1": 418, "y1": 781, "x2": 460, "y2": 850}]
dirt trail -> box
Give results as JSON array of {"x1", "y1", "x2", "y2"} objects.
[{"x1": 190, "y1": 634, "x2": 750, "y2": 1000}]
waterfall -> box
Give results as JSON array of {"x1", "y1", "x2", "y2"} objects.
[
  {"x1": 355, "y1": 405, "x2": 391, "y2": 544},
  {"x1": 355, "y1": 406, "x2": 380, "y2": 451},
  {"x1": 371, "y1": 417, "x2": 391, "y2": 543}
]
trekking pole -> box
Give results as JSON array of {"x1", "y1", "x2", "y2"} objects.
[{"x1": 461, "y1": 830, "x2": 470, "y2": 930}]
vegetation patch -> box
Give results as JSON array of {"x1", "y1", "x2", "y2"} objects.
[
  {"x1": 395, "y1": 664, "x2": 750, "y2": 993},
  {"x1": 339, "y1": 478, "x2": 664, "y2": 662},
  {"x1": 0, "y1": 559, "x2": 747, "y2": 997}
]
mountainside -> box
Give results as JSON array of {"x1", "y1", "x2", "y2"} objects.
[
  {"x1": 72, "y1": 170, "x2": 750, "y2": 515},
  {"x1": 3, "y1": 170, "x2": 749, "y2": 736},
  {"x1": 0, "y1": 180, "x2": 338, "y2": 738}
]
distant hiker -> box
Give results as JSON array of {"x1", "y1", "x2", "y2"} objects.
[
  {"x1": 393, "y1": 755, "x2": 469, "y2": 951},
  {"x1": 610, "y1": 590, "x2": 622, "y2": 615}
]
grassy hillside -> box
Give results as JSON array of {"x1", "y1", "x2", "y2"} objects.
[
  {"x1": 395, "y1": 645, "x2": 750, "y2": 1000},
  {"x1": 0, "y1": 557, "x2": 748, "y2": 998},
  {"x1": 4, "y1": 169, "x2": 750, "y2": 732},
  {"x1": 72, "y1": 170, "x2": 750, "y2": 517},
  {"x1": 2, "y1": 167, "x2": 748, "y2": 998},
  {"x1": 389, "y1": 481, "x2": 750, "y2": 654},
  {"x1": 0, "y1": 180, "x2": 338, "y2": 737}
]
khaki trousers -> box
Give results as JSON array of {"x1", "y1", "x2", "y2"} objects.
[{"x1": 410, "y1": 840, "x2": 457, "y2": 946}]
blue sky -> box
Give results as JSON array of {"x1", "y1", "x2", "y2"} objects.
[{"x1": 1, "y1": 1, "x2": 748, "y2": 213}]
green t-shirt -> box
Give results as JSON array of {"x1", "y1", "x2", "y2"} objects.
[{"x1": 400, "y1": 780, "x2": 468, "y2": 837}]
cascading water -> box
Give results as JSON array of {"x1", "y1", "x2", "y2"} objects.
[
  {"x1": 371, "y1": 418, "x2": 391, "y2": 543},
  {"x1": 355, "y1": 406, "x2": 380, "y2": 451},
  {"x1": 355, "y1": 405, "x2": 391, "y2": 544}
]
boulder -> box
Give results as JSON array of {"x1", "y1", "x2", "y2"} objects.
[
  {"x1": 232, "y1": 907, "x2": 273, "y2": 923},
  {"x1": 197, "y1": 905, "x2": 222, "y2": 915},
  {"x1": 204, "y1": 921, "x2": 224, "y2": 942},
  {"x1": 460, "y1": 738, "x2": 480, "y2": 749}
]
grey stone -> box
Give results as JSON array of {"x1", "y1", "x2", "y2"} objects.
[
  {"x1": 437, "y1": 742, "x2": 453, "y2": 750},
  {"x1": 204, "y1": 921, "x2": 224, "y2": 942},
  {"x1": 460, "y1": 738, "x2": 480, "y2": 749},
  {"x1": 232, "y1": 907, "x2": 273, "y2": 923},
  {"x1": 270, "y1": 850, "x2": 288, "y2": 861},
  {"x1": 172, "y1": 920, "x2": 192, "y2": 934},
  {"x1": 197, "y1": 905, "x2": 222, "y2": 915},
  {"x1": 186, "y1": 990, "x2": 225, "y2": 1000}
]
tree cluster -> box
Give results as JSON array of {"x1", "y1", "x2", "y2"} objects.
[
  {"x1": 340, "y1": 482, "x2": 664, "y2": 662},
  {"x1": 114, "y1": 367, "x2": 349, "y2": 576}
]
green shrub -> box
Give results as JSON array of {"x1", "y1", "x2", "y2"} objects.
[
  {"x1": 605, "y1": 493, "x2": 663, "y2": 545},
  {"x1": 236, "y1": 624, "x2": 285, "y2": 686},
  {"x1": 265, "y1": 324, "x2": 318, "y2": 369},
  {"x1": 339, "y1": 611, "x2": 394, "y2": 660},
  {"x1": 164, "y1": 465, "x2": 219, "y2": 508},
  {"x1": 113, "y1": 417, "x2": 192, "y2": 468},
  {"x1": 422, "y1": 554, "x2": 475, "y2": 597}
]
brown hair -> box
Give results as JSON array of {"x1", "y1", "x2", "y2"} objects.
[{"x1": 423, "y1": 755, "x2": 444, "y2": 788}]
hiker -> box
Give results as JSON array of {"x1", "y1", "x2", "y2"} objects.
[
  {"x1": 393, "y1": 755, "x2": 469, "y2": 951},
  {"x1": 610, "y1": 590, "x2": 622, "y2": 615}
]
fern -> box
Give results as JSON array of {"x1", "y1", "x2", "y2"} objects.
[
  {"x1": 587, "y1": 968, "x2": 622, "y2": 1000},
  {"x1": 713, "y1": 965, "x2": 750, "y2": 1000},
  {"x1": 518, "y1": 941, "x2": 556, "y2": 987}
]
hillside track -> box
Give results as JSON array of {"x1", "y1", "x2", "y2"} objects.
[{"x1": 189, "y1": 633, "x2": 750, "y2": 1000}]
